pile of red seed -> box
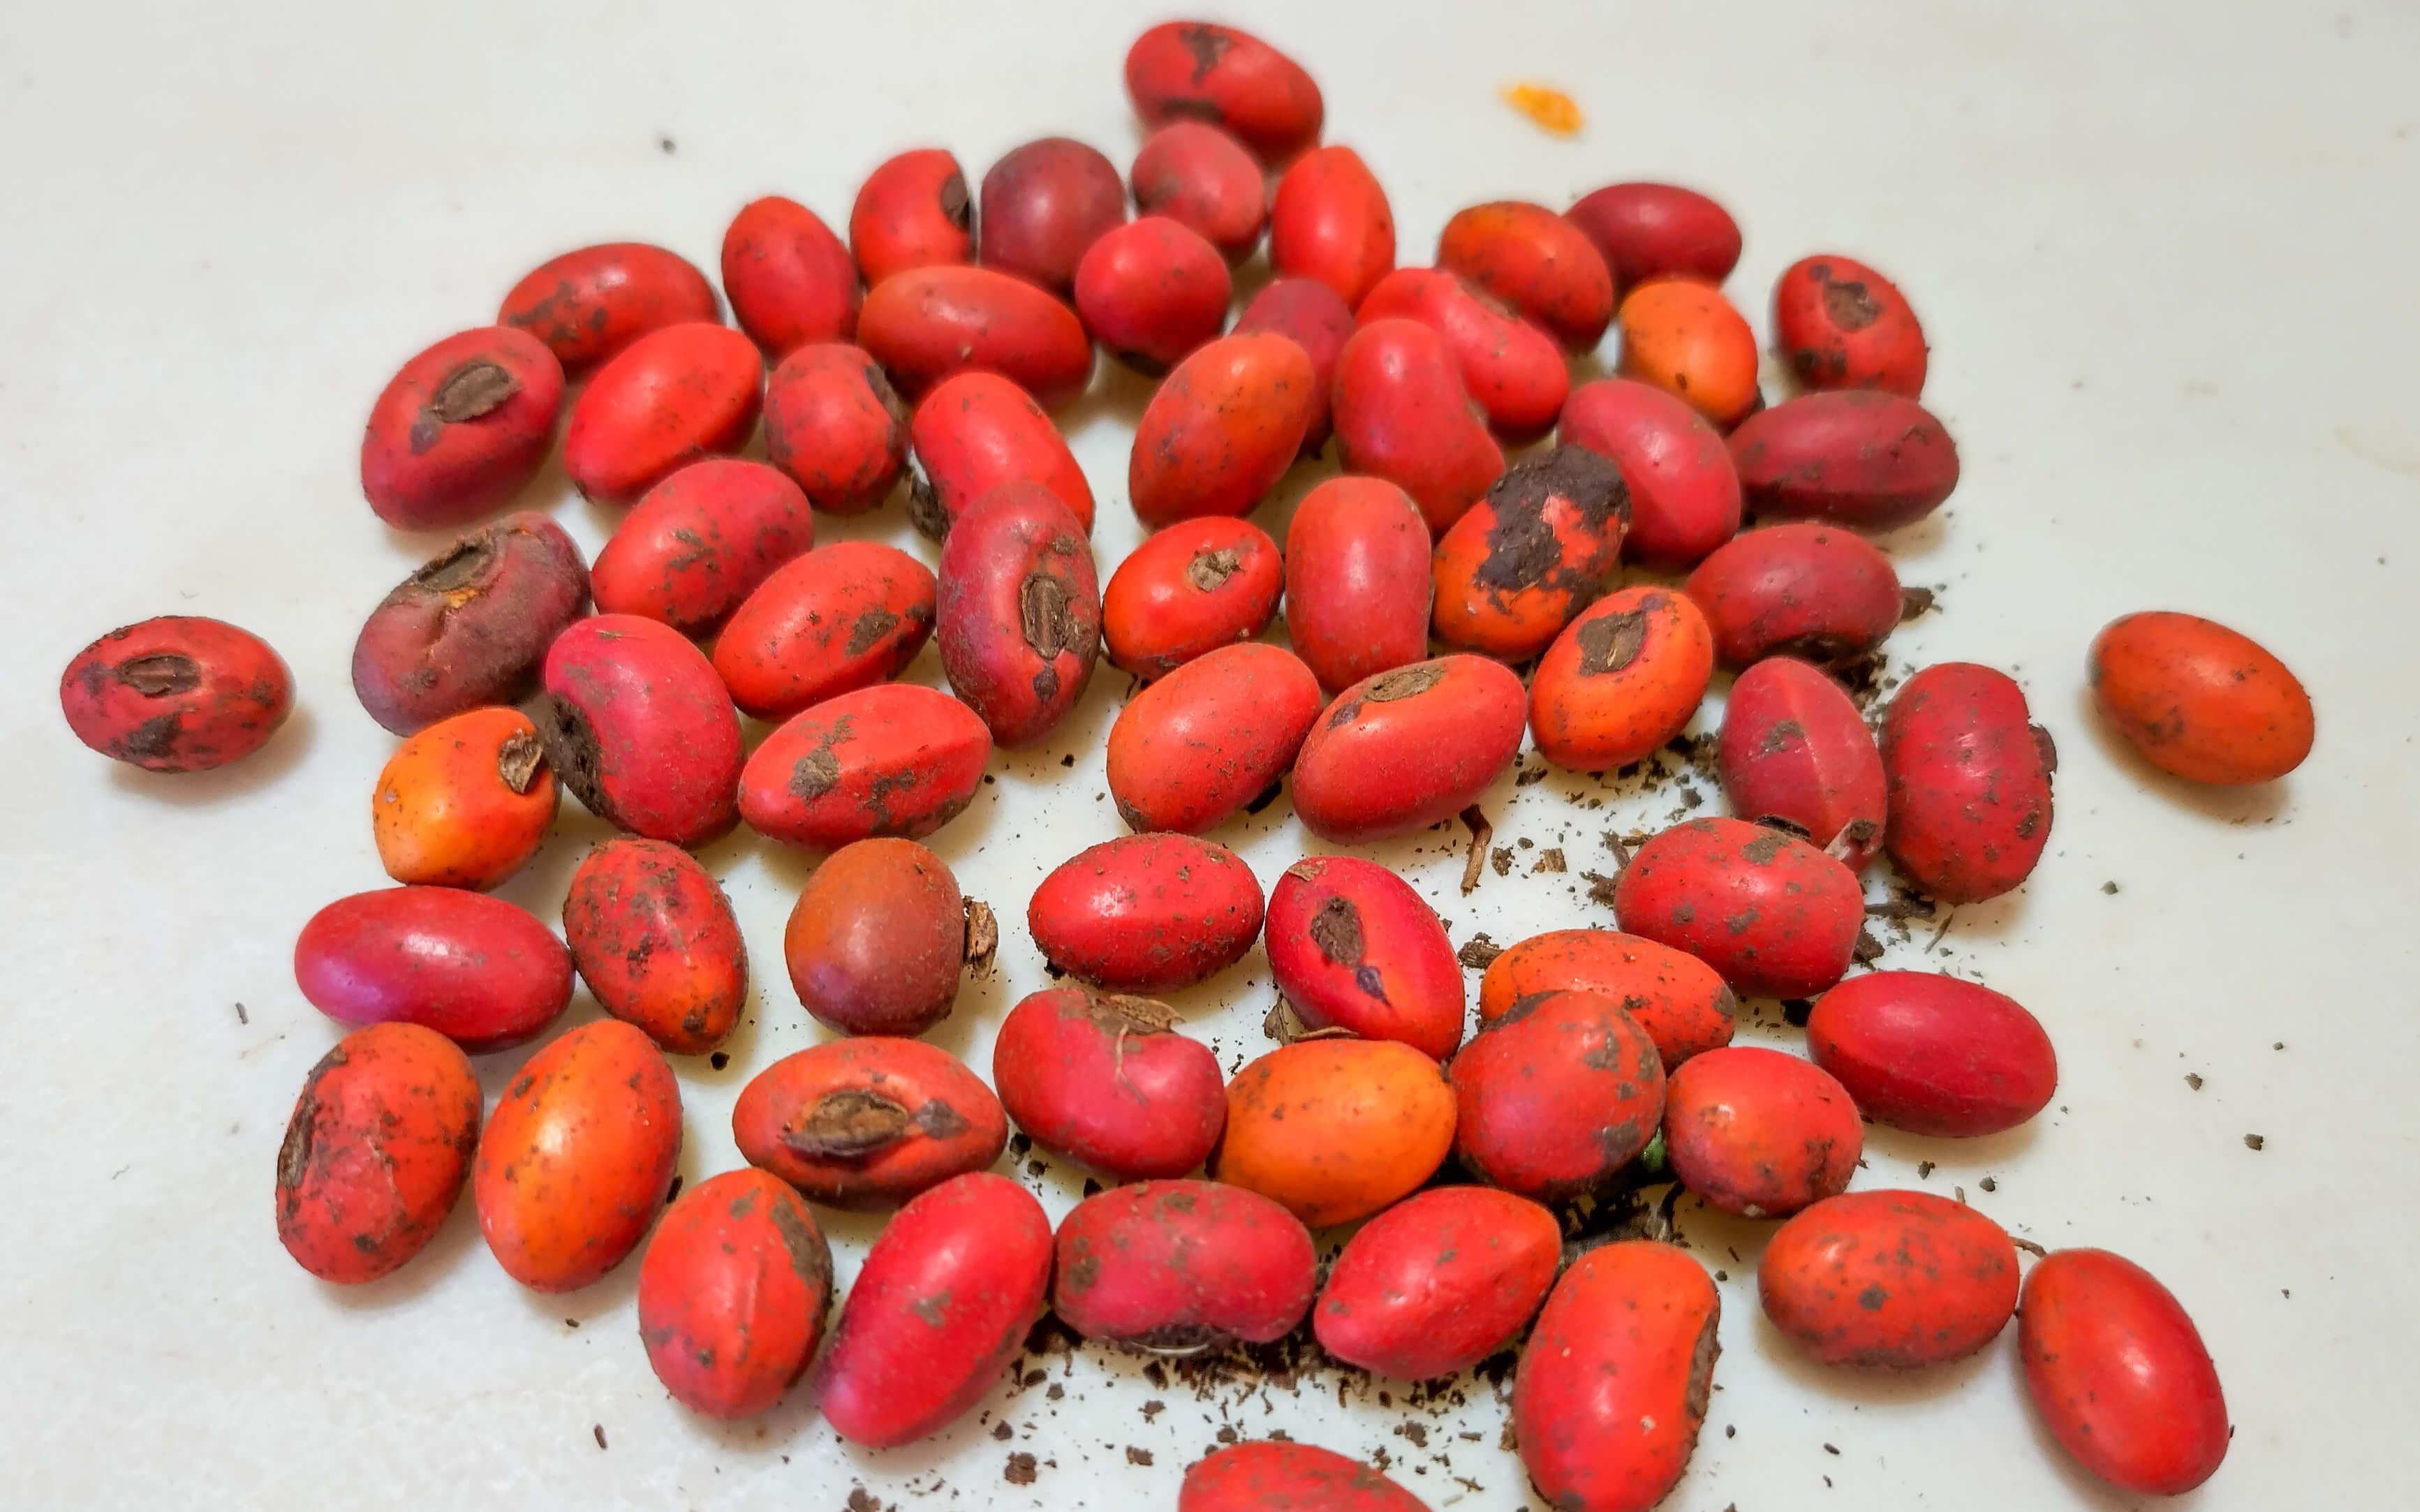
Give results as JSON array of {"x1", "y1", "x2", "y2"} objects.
[{"x1": 59, "y1": 18, "x2": 2321, "y2": 1509}]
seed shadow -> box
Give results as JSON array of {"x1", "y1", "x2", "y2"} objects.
[
  {"x1": 2067, "y1": 687, "x2": 2294, "y2": 826},
  {"x1": 103, "y1": 704, "x2": 321, "y2": 805}
]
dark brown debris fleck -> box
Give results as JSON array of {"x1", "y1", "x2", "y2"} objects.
[
  {"x1": 709, "y1": 1051, "x2": 730, "y2": 1071},
  {"x1": 1781, "y1": 999, "x2": 1814, "y2": 1027},
  {"x1": 234, "y1": 1002, "x2": 249, "y2": 1025},
  {"x1": 1003, "y1": 1451, "x2": 1038, "y2": 1485},
  {"x1": 1824, "y1": 1442, "x2": 1840, "y2": 1455},
  {"x1": 991, "y1": 1421, "x2": 1013, "y2": 1441},
  {"x1": 1490, "y1": 847, "x2": 1514, "y2": 876},
  {"x1": 1581, "y1": 870, "x2": 1620, "y2": 907},
  {"x1": 2245, "y1": 1133, "x2": 2266, "y2": 1151},
  {"x1": 1917, "y1": 1160, "x2": 1936, "y2": 1179},
  {"x1": 1979, "y1": 1176, "x2": 1998, "y2": 1192},
  {"x1": 2102, "y1": 880, "x2": 2121, "y2": 894},
  {"x1": 1532, "y1": 847, "x2": 1566, "y2": 874},
  {"x1": 1459, "y1": 805, "x2": 1493, "y2": 895},
  {"x1": 1124, "y1": 1447, "x2": 1153, "y2": 1467},
  {"x1": 847, "y1": 1488, "x2": 887, "y2": 1512},
  {"x1": 1456, "y1": 933, "x2": 1504, "y2": 970},
  {"x1": 591, "y1": 1425, "x2": 607, "y2": 1451},
  {"x1": 2185, "y1": 1072, "x2": 2204, "y2": 1090}
]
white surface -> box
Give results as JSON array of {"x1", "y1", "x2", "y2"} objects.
[{"x1": 3, "y1": 1, "x2": 2417, "y2": 1507}]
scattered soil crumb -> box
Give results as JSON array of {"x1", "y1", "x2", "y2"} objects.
[
  {"x1": 1979, "y1": 1176, "x2": 1998, "y2": 1192},
  {"x1": 2244, "y1": 1133, "x2": 2266, "y2": 1151},
  {"x1": 1581, "y1": 870, "x2": 1620, "y2": 907},
  {"x1": 1125, "y1": 1447, "x2": 1153, "y2": 1467},
  {"x1": 234, "y1": 1002, "x2": 249, "y2": 1025},
  {"x1": 2185, "y1": 1072, "x2": 2204, "y2": 1090},
  {"x1": 1490, "y1": 847, "x2": 1514, "y2": 875},
  {"x1": 1532, "y1": 847, "x2": 1566, "y2": 874},
  {"x1": 592, "y1": 1425, "x2": 607, "y2": 1450},
  {"x1": 1003, "y1": 1452, "x2": 1038, "y2": 1485},
  {"x1": 1917, "y1": 1160, "x2": 1936, "y2": 1179},
  {"x1": 1457, "y1": 933, "x2": 1504, "y2": 970},
  {"x1": 2102, "y1": 880, "x2": 2120, "y2": 895}
]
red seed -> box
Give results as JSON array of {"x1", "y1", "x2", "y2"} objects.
[
  {"x1": 1129, "y1": 332, "x2": 1318, "y2": 526},
  {"x1": 978, "y1": 136, "x2": 1128, "y2": 295},
  {"x1": 991, "y1": 986, "x2": 1226, "y2": 1180},
  {"x1": 1759, "y1": 1189, "x2": 2019, "y2": 1369},
  {"x1": 1716, "y1": 656, "x2": 1886, "y2": 866},
  {"x1": 737, "y1": 683, "x2": 991, "y2": 851},
  {"x1": 1107, "y1": 642, "x2": 1322, "y2": 834},
  {"x1": 590, "y1": 459, "x2": 813, "y2": 636},
  {"x1": 1565, "y1": 183, "x2": 1743, "y2": 289},
  {"x1": 61, "y1": 616, "x2": 293, "y2": 773},
  {"x1": 1477, "y1": 929, "x2": 1736, "y2": 1071},
  {"x1": 857, "y1": 265, "x2": 1093, "y2": 406},
  {"x1": 1292, "y1": 655, "x2": 1526, "y2": 843},
  {"x1": 1450, "y1": 989, "x2": 1665, "y2": 1201},
  {"x1": 1808, "y1": 970, "x2": 2058, "y2": 1136},
  {"x1": 349, "y1": 512, "x2": 589, "y2": 736},
  {"x1": 498, "y1": 242, "x2": 719, "y2": 371},
  {"x1": 1558, "y1": 376, "x2": 1741, "y2": 567},
  {"x1": 1313, "y1": 1185, "x2": 1560, "y2": 1379},
  {"x1": 1052, "y1": 1180, "x2": 1317, "y2": 1349},
  {"x1": 849, "y1": 149, "x2": 974, "y2": 287},
  {"x1": 783, "y1": 838, "x2": 970, "y2": 1038},
  {"x1": 1100, "y1": 515, "x2": 1283, "y2": 681},
  {"x1": 1431, "y1": 445, "x2": 1630, "y2": 661},
  {"x1": 1331, "y1": 318, "x2": 1504, "y2": 536},
  {"x1": 1611, "y1": 817, "x2": 1864, "y2": 999},
  {"x1": 935, "y1": 482, "x2": 1101, "y2": 748},
  {"x1": 359, "y1": 326, "x2": 565, "y2": 530},
  {"x1": 721, "y1": 195, "x2": 862, "y2": 355},
  {"x1": 635, "y1": 1169, "x2": 832, "y2": 1419},
  {"x1": 1180, "y1": 1443, "x2": 1431, "y2": 1512},
  {"x1": 472, "y1": 1020, "x2": 681, "y2": 1293},
  {"x1": 760, "y1": 342, "x2": 910, "y2": 514},
  {"x1": 1661, "y1": 1045, "x2": 1861, "y2": 1217},
  {"x1": 816, "y1": 1173, "x2": 1052, "y2": 1446},
  {"x1": 1130, "y1": 121, "x2": 1267, "y2": 260},
  {"x1": 1265, "y1": 856, "x2": 1464, "y2": 1059},
  {"x1": 1028, "y1": 832, "x2": 1264, "y2": 993},
  {"x1": 1357, "y1": 267, "x2": 1568, "y2": 441},
  {"x1": 539, "y1": 615, "x2": 743, "y2": 847},
  {"x1": 1773, "y1": 253, "x2": 1929, "y2": 396},
  {"x1": 275, "y1": 1023, "x2": 480, "y2": 1284},
  {"x1": 562, "y1": 838, "x2": 748, "y2": 1056},
  {"x1": 2020, "y1": 1249, "x2": 2230, "y2": 1495},
  {"x1": 1269, "y1": 146, "x2": 1395, "y2": 309},
  {"x1": 1513, "y1": 1240, "x2": 1720, "y2": 1512},
  {"x1": 907, "y1": 370, "x2": 1095, "y2": 538},
  {"x1": 734, "y1": 1039, "x2": 1007, "y2": 1210},
  {"x1": 1728, "y1": 391, "x2": 1959, "y2": 532},
  {"x1": 1124, "y1": 22, "x2": 1325, "y2": 163},
  {"x1": 562, "y1": 322, "x2": 765, "y2": 506},
  {"x1": 1282, "y1": 476, "x2": 1433, "y2": 692},
  {"x1": 1075, "y1": 216, "x2": 1233, "y2": 373},
  {"x1": 1685, "y1": 521, "x2": 1903, "y2": 668},
  {"x1": 1436, "y1": 200, "x2": 1615, "y2": 351},
  {"x1": 1879, "y1": 662, "x2": 2054, "y2": 903},
  {"x1": 711, "y1": 542, "x2": 937, "y2": 721},
  {"x1": 295, "y1": 886, "x2": 572, "y2": 1052}
]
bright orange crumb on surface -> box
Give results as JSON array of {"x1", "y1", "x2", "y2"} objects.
[{"x1": 1501, "y1": 83, "x2": 1583, "y2": 135}]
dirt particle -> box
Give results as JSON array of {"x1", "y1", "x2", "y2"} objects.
[
  {"x1": 2244, "y1": 1133, "x2": 2266, "y2": 1151},
  {"x1": 1456, "y1": 933, "x2": 1503, "y2": 970},
  {"x1": 1003, "y1": 1452, "x2": 1038, "y2": 1485},
  {"x1": 1899, "y1": 585, "x2": 1938, "y2": 621},
  {"x1": 411, "y1": 360, "x2": 522, "y2": 453},
  {"x1": 592, "y1": 1424, "x2": 607, "y2": 1451},
  {"x1": 1124, "y1": 1446, "x2": 1154, "y2": 1467},
  {"x1": 845, "y1": 606, "x2": 903, "y2": 658},
  {"x1": 2185, "y1": 1072, "x2": 2204, "y2": 1090},
  {"x1": 1532, "y1": 847, "x2": 1566, "y2": 874}
]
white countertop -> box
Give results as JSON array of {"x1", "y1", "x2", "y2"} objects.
[{"x1": 4, "y1": 1, "x2": 2417, "y2": 1506}]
